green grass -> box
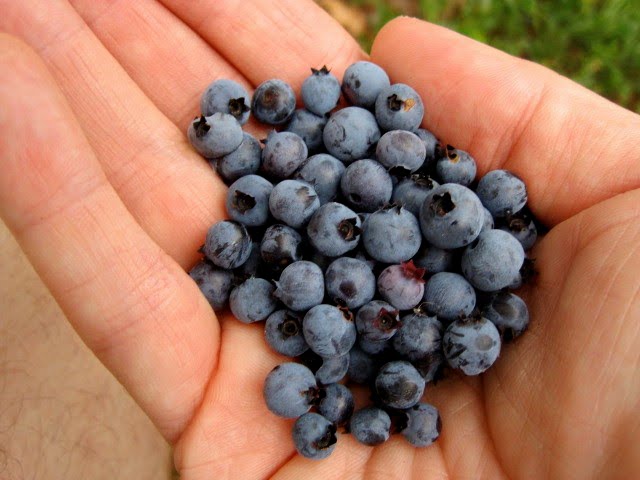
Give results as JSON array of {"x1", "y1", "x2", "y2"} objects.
[{"x1": 350, "y1": 0, "x2": 640, "y2": 112}]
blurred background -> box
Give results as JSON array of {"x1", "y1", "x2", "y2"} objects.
[{"x1": 315, "y1": 0, "x2": 640, "y2": 112}]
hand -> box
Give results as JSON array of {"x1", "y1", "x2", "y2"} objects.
[{"x1": 0, "y1": 2, "x2": 638, "y2": 479}]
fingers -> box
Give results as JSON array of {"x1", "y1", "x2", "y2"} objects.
[
  {"x1": 371, "y1": 17, "x2": 640, "y2": 227},
  {"x1": 158, "y1": 0, "x2": 365, "y2": 87},
  {"x1": 0, "y1": 34, "x2": 218, "y2": 442},
  {"x1": 0, "y1": 0, "x2": 225, "y2": 266}
]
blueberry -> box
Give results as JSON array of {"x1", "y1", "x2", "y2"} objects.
[
  {"x1": 375, "y1": 84, "x2": 424, "y2": 132},
  {"x1": 423, "y1": 272, "x2": 476, "y2": 321},
  {"x1": 340, "y1": 159, "x2": 393, "y2": 212},
  {"x1": 274, "y1": 261, "x2": 325, "y2": 311},
  {"x1": 412, "y1": 243, "x2": 455, "y2": 274},
  {"x1": 415, "y1": 128, "x2": 439, "y2": 169},
  {"x1": 481, "y1": 206, "x2": 495, "y2": 232},
  {"x1": 325, "y1": 257, "x2": 376, "y2": 309},
  {"x1": 294, "y1": 154, "x2": 346, "y2": 205},
  {"x1": 269, "y1": 179, "x2": 320, "y2": 229},
  {"x1": 435, "y1": 146, "x2": 477, "y2": 186},
  {"x1": 341, "y1": 61, "x2": 390, "y2": 109},
  {"x1": 303, "y1": 304, "x2": 356, "y2": 358},
  {"x1": 318, "y1": 383, "x2": 354, "y2": 425},
  {"x1": 357, "y1": 336, "x2": 390, "y2": 355},
  {"x1": 356, "y1": 300, "x2": 400, "y2": 343},
  {"x1": 260, "y1": 224, "x2": 302, "y2": 267},
  {"x1": 443, "y1": 316, "x2": 501, "y2": 375},
  {"x1": 482, "y1": 292, "x2": 530, "y2": 341},
  {"x1": 216, "y1": 132, "x2": 262, "y2": 183},
  {"x1": 292, "y1": 412, "x2": 337, "y2": 460},
  {"x1": 229, "y1": 277, "x2": 277, "y2": 323},
  {"x1": 188, "y1": 113, "x2": 243, "y2": 158},
  {"x1": 203, "y1": 220, "x2": 252, "y2": 269},
  {"x1": 498, "y1": 210, "x2": 537, "y2": 250},
  {"x1": 285, "y1": 109, "x2": 328, "y2": 154},
  {"x1": 400, "y1": 403, "x2": 441, "y2": 447},
  {"x1": 392, "y1": 312, "x2": 443, "y2": 382},
  {"x1": 376, "y1": 130, "x2": 426, "y2": 174},
  {"x1": 316, "y1": 353, "x2": 350, "y2": 385},
  {"x1": 375, "y1": 360, "x2": 425, "y2": 409},
  {"x1": 419, "y1": 183, "x2": 485, "y2": 249},
  {"x1": 261, "y1": 131, "x2": 308, "y2": 180},
  {"x1": 232, "y1": 240, "x2": 263, "y2": 281},
  {"x1": 307, "y1": 202, "x2": 362, "y2": 257},
  {"x1": 188, "y1": 260, "x2": 233, "y2": 311},
  {"x1": 350, "y1": 407, "x2": 391, "y2": 446},
  {"x1": 226, "y1": 174, "x2": 273, "y2": 227},
  {"x1": 263, "y1": 362, "x2": 319, "y2": 418},
  {"x1": 377, "y1": 262, "x2": 426, "y2": 311},
  {"x1": 347, "y1": 346, "x2": 379, "y2": 384},
  {"x1": 200, "y1": 79, "x2": 250, "y2": 125},
  {"x1": 301, "y1": 66, "x2": 341, "y2": 116},
  {"x1": 251, "y1": 79, "x2": 296, "y2": 125},
  {"x1": 264, "y1": 310, "x2": 309, "y2": 357},
  {"x1": 461, "y1": 229, "x2": 525, "y2": 291},
  {"x1": 323, "y1": 107, "x2": 380, "y2": 163},
  {"x1": 392, "y1": 174, "x2": 439, "y2": 217},
  {"x1": 475, "y1": 169, "x2": 528, "y2": 218},
  {"x1": 362, "y1": 205, "x2": 422, "y2": 262}
]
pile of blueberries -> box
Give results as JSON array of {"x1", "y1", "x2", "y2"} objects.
[{"x1": 187, "y1": 61, "x2": 537, "y2": 459}]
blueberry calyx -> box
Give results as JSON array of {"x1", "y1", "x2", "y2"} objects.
[
  {"x1": 311, "y1": 65, "x2": 331, "y2": 76},
  {"x1": 503, "y1": 209, "x2": 531, "y2": 233},
  {"x1": 305, "y1": 386, "x2": 325, "y2": 406},
  {"x1": 387, "y1": 94, "x2": 404, "y2": 112},
  {"x1": 375, "y1": 308, "x2": 400, "y2": 332},
  {"x1": 401, "y1": 260, "x2": 426, "y2": 282},
  {"x1": 228, "y1": 97, "x2": 250, "y2": 118},
  {"x1": 232, "y1": 191, "x2": 257, "y2": 213},
  {"x1": 388, "y1": 166, "x2": 412, "y2": 178},
  {"x1": 194, "y1": 115, "x2": 210, "y2": 138},
  {"x1": 313, "y1": 423, "x2": 338, "y2": 450},
  {"x1": 430, "y1": 192, "x2": 455, "y2": 216},
  {"x1": 338, "y1": 304, "x2": 354, "y2": 322},
  {"x1": 411, "y1": 173, "x2": 436, "y2": 189},
  {"x1": 278, "y1": 313, "x2": 302, "y2": 338},
  {"x1": 337, "y1": 217, "x2": 361, "y2": 241},
  {"x1": 296, "y1": 185, "x2": 318, "y2": 208}
]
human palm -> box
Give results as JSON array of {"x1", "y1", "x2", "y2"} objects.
[{"x1": 1, "y1": 1, "x2": 638, "y2": 479}]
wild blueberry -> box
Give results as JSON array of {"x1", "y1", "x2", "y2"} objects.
[
  {"x1": 401, "y1": 403, "x2": 441, "y2": 447},
  {"x1": 292, "y1": 412, "x2": 337, "y2": 460},
  {"x1": 340, "y1": 159, "x2": 393, "y2": 212},
  {"x1": 203, "y1": 220, "x2": 252, "y2": 269},
  {"x1": 303, "y1": 304, "x2": 356, "y2": 358},
  {"x1": 475, "y1": 169, "x2": 528, "y2": 217},
  {"x1": 316, "y1": 353, "x2": 350, "y2": 385},
  {"x1": 498, "y1": 210, "x2": 537, "y2": 250},
  {"x1": 268, "y1": 179, "x2": 320, "y2": 229},
  {"x1": 415, "y1": 128, "x2": 439, "y2": 169},
  {"x1": 375, "y1": 84, "x2": 424, "y2": 132},
  {"x1": 481, "y1": 206, "x2": 495, "y2": 232},
  {"x1": 301, "y1": 66, "x2": 341, "y2": 116},
  {"x1": 392, "y1": 312, "x2": 443, "y2": 382},
  {"x1": 350, "y1": 407, "x2": 391, "y2": 446},
  {"x1": 251, "y1": 79, "x2": 296, "y2": 125},
  {"x1": 377, "y1": 261, "x2": 426, "y2": 311},
  {"x1": 264, "y1": 309, "x2": 308, "y2": 357},
  {"x1": 200, "y1": 78, "x2": 250, "y2": 125},
  {"x1": 482, "y1": 292, "x2": 530, "y2": 341},
  {"x1": 358, "y1": 336, "x2": 390, "y2": 355},
  {"x1": 285, "y1": 109, "x2": 328, "y2": 154},
  {"x1": 375, "y1": 360, "x2": 425, "y2": 409},
  {"x1": 412, "y1": 243, "x2": 455, "y2": 274},
  {"x1": 362, "y1": 205, "x2": 422, "y2": 262},
  {"x1": 323, "y1": 107, "x2": 380, "y2": 163},
  {"x1": 226, "y1": 174, "x2": 273, "y2": 227},
  {"x1": 443, "y1": 316, "x2": 501, "y2": 375},
  {"x1": 260, "y1": 224, "x2": 302, "y2": 267},
  {"x1": 189, "y1": 260, "x2": 233, "y2": 311},
  {"x1": 341, "y1": 61, "x2": 390, "y2": 109},
  {"x1": 318, "y1": 383, "x2": 354, "y2": 425},
  {"x1": 376, "y1": 130, "x2": 426, "y2": 174},
  {"x1": 435, "y1": 145, "x2": 477, "y2": 186},
  {"x1": 325, "y1": 257, "x2": 376, "y2": 309},
  {"x1": 187, "y1": 113, "x2": 243, "y2": 158},
  {"x1": 423, "y1": 272, "x2": 476, "y2": 321},
  {"x1": 392, "y1": 174, "x2": 439, "y2": 217},
  {"x1": 348, "y1": 346, "x2": 379, "y2": 384},
  {"x1": 261, "y1": 131, "x2": 308, "y2": 180},
  {"x1": 263, "y1": 362, "x2": 319, "y2": 418},
  {"x1": 355, "y1": 300, "x2": 400, "y2": 343},
  {"x1": 307, "y1": 202, "x2": 362, "y2": 257},
  {"x1": 216, "y1": 132, "x2": 262, "y2": 183},
  {"x1": 274, "y1": 261, "x2": 324, "y2": 311},
  {"x1": 294, "y1": 154, "x2": 346, "y2": 205},
  {"x1": 229, "y1": 277, "x2": 277, "y2": 323}
]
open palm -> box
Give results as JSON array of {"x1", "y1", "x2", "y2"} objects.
[{"x1": 1, "y1": 1, "x2": 639, "y2": 479}]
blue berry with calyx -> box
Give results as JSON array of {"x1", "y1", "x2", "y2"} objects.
[
  {"x1": 375, "y1": 360, "x2": 425, "y2": 409},
  {"x1": 341, "y1": 61, "x2": 390, "y2": 109},
  {"x1": 482, "y1": 292, "x2": 530, "y2": 342},
  {"x1": 341, "y1": 159, "x2": 393, "y2": 212},
  {"x1": 325, "y1": 257, "x2": 376, "y2": 309},
  {"x1": 274, "y1": 260, "x2": 325, "y2": 311},
  {"x1": 294, "y1": 154, "x2": 346, "y2": 205},
  {"x1": 392, "y1": 312, "x2": 443, "y2": 382},
  {"x1": 362, "y1": 204, "x2": 422, "y2": 263},
  {"x1": 350, "y1": 407, "x2": 391, "y2": 446},
  {"x1": 412, "y1": 243, "x2": 455, "y2": 274},
  {"x1": 260, "y1": 224, "x2": 302, "y2": 267},
  {"x1": 285, "y1": 108, "x2": 328, "y2": 153},
  {"x1": 269, "y1": 179, "x2": 320, "y2": 229},
  {"x1": 498, "y1": 209, "x2": 537, "y2": 250},
  {"x1": 348, "y1": 346, "x2": 379, "y2": 384},
  {"x1": 423, "y1": 272, "x2": 476, "y2": 321},
  {"x1": 400, "y1": 403, "x2": 441, "y2": 447},
  {"x1": 292, "y1": 412, "x2": 337, "y2": 460},
  {"x1": 251, "y1": 78, "x2": 296, "y2": 125},
  {"x1": 419, "y1": 183, "x2": 485, "y2": 249},
  {"x1": 377, "y1": 261, "x2": 426, "y2": 311},
  {"x1": 229, "y1": 277, "x2": 277, "y2": 323},
  {"x1": 263, "y1": 362, "x2": 319, "y2": 418},
  {"x1": 392, "y1": 173, "x2": 439, "y2": 217},
  {"x1": 188, "y1": 113, "x2": 244, "y2": 159},
  {"x1": 355, "y1": 300, "x2": 400, "y2": 343},
  {"x1": 307, "y1": 202, "x2": 362, "y2": 257},
  {"x1": 264, "y1": 309, "x2": 308, "y2": 357},
  {"x1": 435, "y1": 145, "x2": 477, "y2": 187},
  {"x1": 415, "y1": 128, "x2": 439, "y2": 169},
  {"x1": 215, "y1": 132, "x2": 262, "y2": 184},
  {"x1": 475, "y1": 169, "x2": 528, "y2": 218},
  {"x1": 323, "y1": 107, "x2": 380, "y2": 163},
  {"x1": 376, "y1": 130, "x2": 427, "y2": 174},
  {"x1": 315, "y1": 353, "x2": 349, "y2": 385},
  {"x1": 203, "y1": 220, "x2": 252, "y2": 269},
  {"x1": 318, "y1": 383, "x2": 354, "y2": 425},
  {"x1": 188, "y1": 260, "x2": 233, "y2": 311},
  {"x1": 443, "y1": 315, "x2": 501, "y2": 375},
  {"x1": 461, "y1": 229, "x2": 525, "y2": 291},
  {"x1": 375, "y1": 83, "x2": 424, "y2": 132},
  {"x1": 200, "y1": 78, "x2": 250, "y2": 125},
  {"x1": 261, "y1": 130, "x2": 308, "y2": 180},
  {"x1": 303, "y1": 304, "x2": 356, "y2": 358},
  {"x1": 226, "y1": 174, "x2": 273, "y2": 227},
  {"x1": 301, "y1": 66, "x2": 341, "y2": 116}
]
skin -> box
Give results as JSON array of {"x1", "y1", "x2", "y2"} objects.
[{"x1": 0, "y1": 2, "x2": 639, "y2": 480}]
